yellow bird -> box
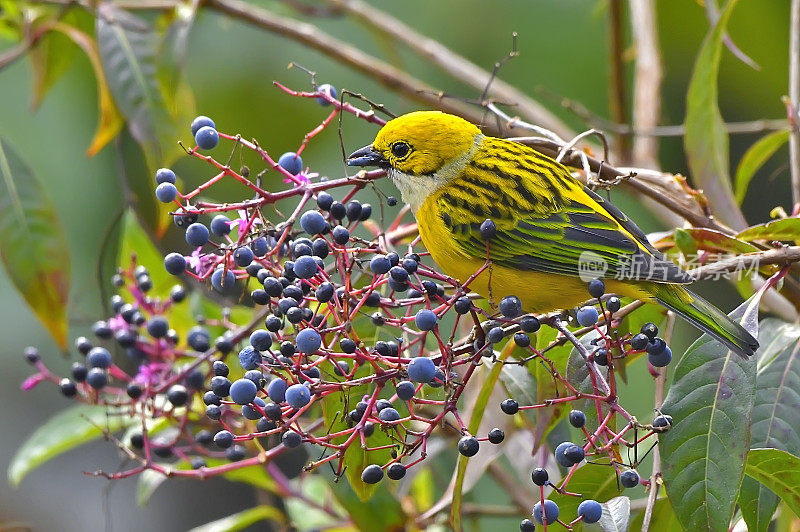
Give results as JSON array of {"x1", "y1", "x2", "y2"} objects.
[{"x1": 348, "y1": 111, "x2": 757, "y2": 358}]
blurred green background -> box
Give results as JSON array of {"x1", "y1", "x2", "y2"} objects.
[{"x1": 0, "y1": 0, "x2": 792, "y2": 529}]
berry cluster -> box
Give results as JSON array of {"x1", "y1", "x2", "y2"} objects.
[{"x1": 22, "y1": 83, "x2": 675, "y2": 528}]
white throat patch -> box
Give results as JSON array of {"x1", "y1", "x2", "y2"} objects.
[{"x1": 390, "y1": 134, "x2": 483, "y2": 213}]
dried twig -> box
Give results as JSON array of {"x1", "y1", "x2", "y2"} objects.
[
  {"x1": 789, "y1": 0, "x2": 800, "y2": 207},
  {"x1": 629, "y1": 0, "x2": 662, "y2": 168}
]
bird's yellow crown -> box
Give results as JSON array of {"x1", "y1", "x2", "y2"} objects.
[{"x1": 372, "y1": 111, "x2": 481, "y2": 176}]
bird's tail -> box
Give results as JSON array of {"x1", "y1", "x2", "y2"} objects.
[{"x1": 652, "y1": 284, "x2": 758, "y2": 359}]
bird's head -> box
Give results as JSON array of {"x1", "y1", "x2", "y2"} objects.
[{"x1": 348, "y1": 111, "x2": 482, "y2": 210}]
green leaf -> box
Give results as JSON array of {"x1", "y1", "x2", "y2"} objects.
[
  {"x1": 452, "y1": 347, "x2": 511, "y2": 531},
  {"x1": 286, "y1": 475, "x2": 346, "y2": 531},
  {"x1": 739, "y1": 320, "x2": 800, "y2": 532},
  {"x1": 684, "y1": 0, "x2": 746, "y2": 230},
  {"x1": 328, "y1": 476, "x2": 405, "y2": 532},
  {"x1": 734, "y1": 130, "x2": 790, "y2": 204},
  {"x1": 597, "y1": 496, "x2": 630, "y2": 532},
  {"x1": 680, "y1": 227, "x2": 760, "y2": 254},
  {"x1": 29, "y1": 23, "x2": 76, "y2": 109},
  {"x1": 136, "y1": 469, "x2": 167, "y2": 506},
  {"x1": 0, "y1": 137, "x2": 70, "y2": 348},
  {"x1": 8, "y1": 404, "x2": 140, "y2": 486},
  {"x1": 736, "y1": 218, "x2": 800, "y2": 243},
  {"x1": 188, "y1": 505, "x2": 286, "y2": 532},
  {"x1": 96, "y1": 4, "x2": 178, "y2": 172},
  {"x1": 745, "y1": 449, "x2": 800, "y2": 521},
  {"x1": 320, "y1": 364, "x2": 393, "y2": 501},
  {"x1": 659, "y1": 296, "x2": 760, "y2": 531},
  {"x1": 629, "y1": 498, "x2": 681, "y2": 532}
]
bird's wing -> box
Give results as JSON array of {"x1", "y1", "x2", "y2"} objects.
[{"x1": 434, "y1": 140, "x2": 692, "y2": 284}]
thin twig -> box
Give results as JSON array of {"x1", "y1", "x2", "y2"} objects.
[
  {"x1": 689, "y1": 246, "x2": 800, "y2": 279},
  {"x1": 789, "y1": 0, "x2": 800, "y2": 207}
]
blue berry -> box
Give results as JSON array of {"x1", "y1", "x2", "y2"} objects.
[
  {"x1": 454, "y1": 297, "x2": 472, "y2": 314},
  {"x1": 369, "y1": 255, "x2": 392, "y2": 275},
  {"x1": 185, "y1": 223, "x2": 209, "y2": 247},
  {"x1": 414, "y1": 309, "x2": 437, "y2": 331},
  {"x1": 378, "y1": 407, "x2": 400, "y2": 423},
  {"x1": 555, "y1": 441, "x2": 575, "y2": 468},
  {"x1": 316, "y1": 83, "x2": 337, "y2": 106},
  {"x1": 285, "y1": 384, "x2": 311, "y2": 409},
  {"x1": 214, "y1": 430, "x2": 233, "y2": 449},
  {"x1": 282, "y1": 431, "x2": 303, "y2": 448},
  {"x1": 86, "y1": 368, "x2": 108, "y2": 389},
  {"x1": 458, "y1": 435, "x2": 480, "y2": 457},
  {"x1": 630, "y1": 333, "x2": 649, "y2": 350},
  {"x1": 296, "y1": 329, "x2": 321, "y2": 353},
  {"x1": 249, "y1": 329, "x2": 273, "y2": 351},
  {"x1": 293, "y1": 255, "x2": 318, "y2": 279},
  {"x1": 190, "y1": 115, "x2": 215, "y2": 136},
  {"x1": 564, "y1": 444, "x2": 585, "y2": 464},
  {"x1": 229, "y1": 378, "x2": 258, "y2": 405},
  {"x1": 233, "y1": 246, "x2": 254, "y2": 267},
  {"x1": 195, "y1": 126, "x2": 219, "y2": 150},
  {"x1": 155, "y1": 168, "x2": 176, "y2": 184},
  {"x1": 210, "y1": 215, "x2": 231, "y2": 236},
  {"x1": 361, "y1": 464, "x2": 383, "y2": 484},
  {"x1": 147, "y1": 317, "x2": 169, "y2": 338},
  {"x1": 407, "y1": 356, "x2": 436, "y2": 383},
  {"x1": 501, "y1": 399, "x2": 519, "y2": 415},
  {"x1": 238, "y1": 346, "x2": 262, "y2": 370},
  {"x1": 87, "y1": 347, "x2": 111, "y2": 369},
  {"x1": 606, "y1": 296, "x2": 621, "y2": 312},
  {"x1": 479, "y1": 219, "x2": 496, "y2": 240},
  {"x1": 300, "y1": 210, "x2": 328, "y2": 235},
  {"x1": 252, "y1": 237, "x2": 269, "y2": 257},
  {"x1": 646, "y1": 338, "x2": 667, "y2": 355},
  {"x1": 267, "y1": 378, "x2": 287, "y2": 402},
  {"x1": 520, "y1": 519, "x2": 536, "y2": 532},
  {"x1": 499, "y1": 295, "x2": 522, "y2": 318},
  {"x1": 429, "y1": 368, "x2": 445, "y2": 388},
  {"x1": 532, "y1": 500, "x2": 559, "y2": 525},
  {"x1": 187, "y1": 326, "x2": 211, "y2": 351},
  {"x1": 242, "y1": 397, "x2": 266, "y2": 420},
  {"x1": 569, "y1": 409, "x2": 586, "y2": 428},
  {"x1": 278, "y1": 152, "x2": 303, "y2": 175},
  {"x1": 588, "y1": 278, "x2": 605, "y2": 298},
  {"x1": 211, "y1": 268, "x2": 236, "y2": 294},
  {"x1": 531, "y1": 467, "x2": 550, "y2": 486},
  {"x1": 620, "y1": 469, "x2": 639, "y2": 488},
  {"x1": 520, "y1": 316, "x2": 540, "y2": 333},
  {"x1": 205, "y1": 404, "x2": 221, "y2": 420},
  {"x1": 312, "y1": 239, "x2": 329, "y2": 258},
  {"x1": 389, "y1": 266, "x2": 409, "y2": 283},
  {"x1": 387, "y1": 196, "x2": 398, "y2": 206},
  {"x1": 648, "y1": 346, "x2": 672, "y2": 367},
  {"x1": 59, "y1": 379, "x2": 76, "y2": 397},
  {"x1": 332, "y1": 226, "x2": 350, "y2": 245},
  {"x1": 211, "y1": 376, "x2": 232, "y2": 397},
  {"x1": 576, "y1": 306, "x2": 599, "y2": 327},
  {"x1": 164, "y1": 253, "x2": 186, "y2": 275},
  {"x1": 396, "y1": 380, "x2": 415, "y2": 401},
  {"x1": 486, "y1": 326, "x2": 505, "y2": 344},
  {"x1": 345, "y1": 200, "x2": 362, "y2": 221},
  {"x1": 514, "y1": 333, "x2": 531, "y2": 347},
  {"x1": 316, "y1": 191, "x2": 334, "y2": 210},
  {"x1": 167, "y1": 384, "x2": 189, "y2": 406},
  {"x1": 155, "y1": 182, "x2": 178, "y2": 203},
  {"x1": 641, "y1": 322, "x2": 659, "y2": 340},
  {"x1": 315, "y1": 282, "x2": 334, "y2": 303},
  {"x1": 577, "y1": 499, "x2": 603, "y2": 524},
  {"x1": 387, "y1": 463, "x2": 406, "y2": 480}
]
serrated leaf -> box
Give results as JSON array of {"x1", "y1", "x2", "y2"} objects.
[
  {"x1": 684, "y1": 0, "x2": 746, "y2": 230},
  {"x1": 50, "y1": 21, "x2": 124, "y2": 156},
  {"x1": 598, "y1": 496, "x2": 630, "y2": 532},
  {"x1": 96, "y1": 3, "x2": 177, "y2": 171},
  {"x1": 8, "y1": 404, "x2": 140, "y2": 486},
  {"x1": 0, "y1": 137, "x2": 70, "y2": 348},
  {"x1": 745, "y1": 449, "x2": 800, "y2": 521},
  {"x1": 736, "y1": 218, "x2": 800, "y2": 243},
  {"x1": 734, "y1": 130, "x2": 790, "y2": 204},
  {"x1": 659, "y1": 296, "x2": 760, "y2": 531},
  {"x1": 739, "y1": 320, "x2": 800, "y2": 532},
  {"x1": 188, "y1": 505, "x2": 286, "y2": 532}
]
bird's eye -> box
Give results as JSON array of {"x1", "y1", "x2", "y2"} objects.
[{"x1": 391, "y1": 142, "x2": 410, "y2": 158}]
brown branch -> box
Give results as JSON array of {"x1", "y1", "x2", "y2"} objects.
[
  {"x1": 689, "y1": 246, "x2": 800, "y2": 280},
  {"x1": 629, "y1": 0, "x2": 662, "y2": 168},
  {"x1": 608, "y1": 0, "x2": 630, "y2": 162},
  {"x1": 789, "y1": 0, "x2": 800, "y2": 207},
  {"x1": 322, "y1": 0, "x2": 573, "y2": 139}
]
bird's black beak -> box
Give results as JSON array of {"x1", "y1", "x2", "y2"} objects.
[{"x1": 347, "y1": 144, "x2": 387, "y2": 168}]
